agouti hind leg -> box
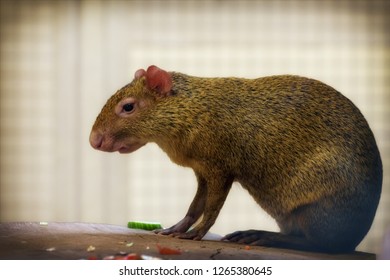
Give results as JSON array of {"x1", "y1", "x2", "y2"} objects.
[{"x1": 224, "y1": 194, "x2": 373, "y2": 253}]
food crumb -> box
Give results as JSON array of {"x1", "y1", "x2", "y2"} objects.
[
  {"x1": 46, "y1": 247, "x2": 56, "y2": 252},
  {"x1": 126, "y1": 242, "x2": 134, "y2": 247},
  {"x1": 86, "y1": 245, "x2": 96, "y2": 252},
  {"x1": 39, "y1": 222, "x2": 49, "y2": 226},
  {"x1": 244, "y1": 245, "x2": 251, "y2": 250}
]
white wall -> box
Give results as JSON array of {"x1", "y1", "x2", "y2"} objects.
[{"x1": 0, "y1": 0, "x2": 389, "y2": 254}]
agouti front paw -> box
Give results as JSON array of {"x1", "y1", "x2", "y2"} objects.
[
  {"x1": 172, "y1": 229, "x2": 204, "y2": 241},
  {"x1": 155, "y1": 228, "x2": 203, "y2": 240},
  {"x1": 154, "y1": 227, "x2": 182, "y2": 235},
  {"x1": 154, "y1": 217, "x2": 193, "y2": 236}
]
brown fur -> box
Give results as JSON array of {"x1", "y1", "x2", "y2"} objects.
[{"x1": 90, "y1": 67, "x2": 382, "y2": 253}]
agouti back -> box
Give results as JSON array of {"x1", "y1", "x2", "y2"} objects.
[{"x1": 90, "y1": 65, "x2": 382, "y2": 253}]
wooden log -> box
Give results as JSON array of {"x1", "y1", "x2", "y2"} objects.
[{"x1": 0, "y1": 222, "x2": 375, "y2": 260}]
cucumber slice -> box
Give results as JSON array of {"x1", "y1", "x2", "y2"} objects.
[{"x1": 127, "y1": 221, "x2": 162, "y2": 231}]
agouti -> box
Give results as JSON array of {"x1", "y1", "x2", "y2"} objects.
[{"x1": 90, "y1": 65, "x2": 382, "y2": 253}]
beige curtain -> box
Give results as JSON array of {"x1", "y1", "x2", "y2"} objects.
[{"x1": 0, "y1": 0, "x2": 389, "y2": 254}]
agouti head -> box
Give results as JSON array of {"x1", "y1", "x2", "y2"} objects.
[{"x1": 89, "y1": 65, "x2": 174, "y2": 154}]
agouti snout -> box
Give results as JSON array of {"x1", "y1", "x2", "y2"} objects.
[{"x1": 90, "y1": 65, "x2": 382, "y2": 253}]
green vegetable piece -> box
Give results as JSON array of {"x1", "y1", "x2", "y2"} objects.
[{"x1": 127, "y1": 221, "x2": 162, "y2": 231}]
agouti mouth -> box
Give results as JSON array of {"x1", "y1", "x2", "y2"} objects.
[
  {"x1": 118, "y1": 142, "x2": 146, "y2": 154},
  {"x1": 118, "y1": 147, "x2": 129, "y2": 153}
]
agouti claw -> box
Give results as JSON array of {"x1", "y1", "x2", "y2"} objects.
[
  {"x1": 153, "y1": 228, "x2": 165, "y2": 234},
  {"x1": 154, "y1": 228, "x2": 176, "y2": 235},
  {"x1": 172, "y1": 230, "x2": 203, "y2": 240},
  {"x1": 154, "y1": 220, "x2": 192, "y2": 235}
]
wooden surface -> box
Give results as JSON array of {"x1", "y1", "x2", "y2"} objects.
[{"x1": 0, "y1": 222, "x2": 375, "y2": 260}]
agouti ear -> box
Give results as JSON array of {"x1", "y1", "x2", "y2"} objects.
[
  {"x1": 134, "y1": 69, "x2": 146, "y2": 79},
  {"x1": 138, "y1": 65, "x2": 173, "y2": 97}
]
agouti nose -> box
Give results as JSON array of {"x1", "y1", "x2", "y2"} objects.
[{"x1": 89, "y1": 131, "x2": 103, "y2": 150}]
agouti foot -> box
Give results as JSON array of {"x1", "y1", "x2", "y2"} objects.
[{"x1": 223, "y1": 230, "x2": 281, "y2": 246}]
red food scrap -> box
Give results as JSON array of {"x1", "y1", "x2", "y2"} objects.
[
  {"x1": 156, "y1": 244, "x2": 181, "y2": 255},
  {"x1": 115, "y1": 253, "x2": 141, "y2": 260}
]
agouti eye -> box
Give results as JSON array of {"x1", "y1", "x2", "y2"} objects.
[
  {"x1": 115, "y1": 97, "x2": 137, "y2": 117},
  {"x1": 123, "y1": 103, "x2": 134, "y2": 112}
]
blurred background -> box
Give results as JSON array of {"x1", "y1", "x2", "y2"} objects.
[{"x1": 0, "y1": 0, "x2": 389, "y2": 254}]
